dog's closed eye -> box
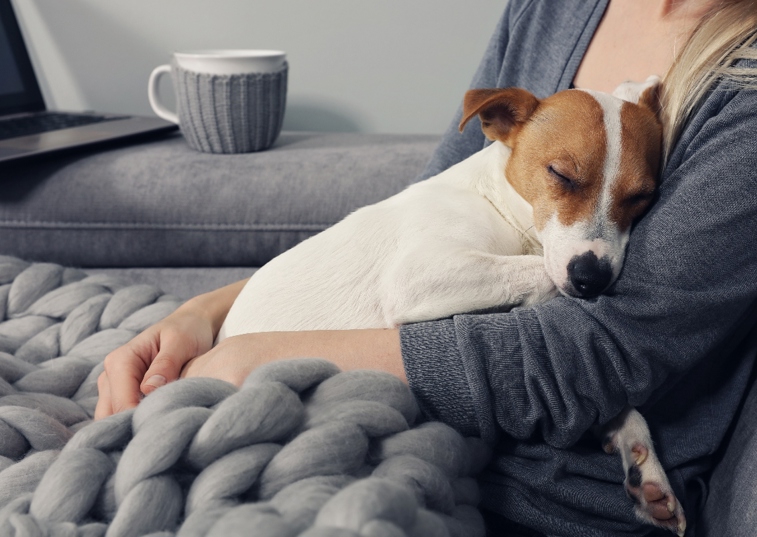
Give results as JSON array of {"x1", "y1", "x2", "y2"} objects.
[{"x1": 547, "y1": 165, "x2": 578, "y2": 191}]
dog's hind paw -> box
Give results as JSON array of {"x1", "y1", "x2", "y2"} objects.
[{"x1": 622, "y1": 442, "x2": 687, "y2": 536}]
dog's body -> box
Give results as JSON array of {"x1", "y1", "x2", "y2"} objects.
[
  {"x1": 219, "y1": 140, "x2": 553, "y2": 335},
  {"x1": 218, "y1": 78, "x2": 685, "y2": 535}
]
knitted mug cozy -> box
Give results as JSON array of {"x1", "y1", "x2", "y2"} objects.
[{"x1": 173, "y1": 61, "x2": 288, "y2": 154}]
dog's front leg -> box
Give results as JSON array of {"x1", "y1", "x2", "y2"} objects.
[
  {"x1": 382, "y1": 250, "x2": 558, "y2": 326},
  {"x1": 601, "y1": 406, "x2": 686, "y2": 536}
]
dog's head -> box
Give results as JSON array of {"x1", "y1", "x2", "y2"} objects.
[{"x1": 459, "y1": 77, "x2": 662, "y2": 298}]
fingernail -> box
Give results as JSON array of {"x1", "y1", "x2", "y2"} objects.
[{"x1": 143, "y1": 375, "x2": 166, "y2": 391}]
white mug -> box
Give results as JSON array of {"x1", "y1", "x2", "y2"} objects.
[{"x1": 148, "y1": 49, "x2": 287, "y2": 124}]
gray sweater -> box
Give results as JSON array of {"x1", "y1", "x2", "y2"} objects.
[{"x1": 399, "y1": 1, "x2": 757, "y2": 535}]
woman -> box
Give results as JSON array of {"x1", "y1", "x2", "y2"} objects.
[{"x1": 96, "y1": 1, "x2": 757, "y2": 535}]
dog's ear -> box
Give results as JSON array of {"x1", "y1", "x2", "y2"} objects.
[
  {"x1": 613, "y1": 75, "x2": 662, "y2": 119},
  {"x1": 458, "y1": 88, "x2": 540, "y2": 144}
]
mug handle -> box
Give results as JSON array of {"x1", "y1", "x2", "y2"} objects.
[{"x1": 148, "y1": 64, "x2": 179, "y2": 124}]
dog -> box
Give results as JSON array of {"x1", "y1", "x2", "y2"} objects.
[{"x1": 218, "y1": 76, "x2": 685, "y2": 535}]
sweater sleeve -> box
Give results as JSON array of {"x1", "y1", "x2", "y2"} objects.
[{"x1": 401, "y1": 87, "x2": 757, "y2": 447}]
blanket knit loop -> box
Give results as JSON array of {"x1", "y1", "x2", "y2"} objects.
[{"x1": 0, "y1": 256, "x2": 490, "y2": 536}]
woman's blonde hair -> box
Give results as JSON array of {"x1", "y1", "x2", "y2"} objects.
[{"x1": 662, "y1": 0, "x2": 757, "y2": 161}]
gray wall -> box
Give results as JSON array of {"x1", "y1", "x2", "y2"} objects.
[{"x1": 12, "y1": 0, "x2": 504, "y2": 134}]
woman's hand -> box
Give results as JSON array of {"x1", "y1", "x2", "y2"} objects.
[
  {"x1": 95, "y1": 278, "x2": 249, "y2": 419},
  {"x1": 94, "y1": 303, "x2": 215, "y2": 419},
  {"x1": 179, "y1": 333, "x2": 265, "y2": 386},
  {"x1": 181, "y1": 329, "x2": 406, "y2": 386}
]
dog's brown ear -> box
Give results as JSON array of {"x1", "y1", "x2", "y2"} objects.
[{"x1": 459, "y1": 88, "x2": 539, "y2": 144}]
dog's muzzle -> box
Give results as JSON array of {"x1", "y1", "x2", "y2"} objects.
[{"x1": 567, "y1": 251, "x2": 613, "y2": 298}]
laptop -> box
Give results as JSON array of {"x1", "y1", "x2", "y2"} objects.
[{"x1": 0, "y1": 0, "x2": 176, "y2": 164}]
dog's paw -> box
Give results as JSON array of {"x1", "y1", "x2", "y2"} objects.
[
  {"x1": 604, "y1": 431, "x2": 687, "y2": 536},
  {"x1": 622, "y1": 442, "x2": 686, "y2": 536},
  {"x1": 519, "y1": 261, "x2": 559, "y2": 307}
]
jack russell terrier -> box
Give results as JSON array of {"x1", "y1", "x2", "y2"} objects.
[{"x1": 219, "y1": 76, "x2": 685, "y2": 535}]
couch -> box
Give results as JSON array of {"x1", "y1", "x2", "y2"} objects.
[
  {"x1": 0, "y1": 131, "x2": 754, "y2": 536},
  {"x1": 0, "y1": 131, "x2": 437, "y2": 298}
]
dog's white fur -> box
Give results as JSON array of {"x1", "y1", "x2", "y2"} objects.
[
  {"x1": 219, "y1": 141, "x2": 554, "y2": 336},
  {"x1": 218, "y1": 77, "x2": 684, "y2": 535}
]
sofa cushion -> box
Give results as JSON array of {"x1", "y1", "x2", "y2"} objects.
[{"x1": 0, "y1": 131, "x2": 439, "y2": 268}]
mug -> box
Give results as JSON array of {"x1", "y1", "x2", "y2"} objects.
[{"x1": 148, "y1": 49, "x2": 288, "y2": 153}]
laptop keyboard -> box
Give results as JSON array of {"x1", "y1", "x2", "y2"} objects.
[{"x1": 0, "y1": 112, "x2": 127, "y2": 141}]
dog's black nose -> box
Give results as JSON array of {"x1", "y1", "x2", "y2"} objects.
[{"x1": 567, "y1": 252, "x2": 613, "y2": 298}]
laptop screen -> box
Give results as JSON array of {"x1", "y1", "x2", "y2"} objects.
[{"x1": 0, "y1": 0, "x2": 45, "y2": 116}]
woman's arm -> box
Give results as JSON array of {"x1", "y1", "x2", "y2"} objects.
[
  {"x1": 180, "y1": 328, "x2": 405, "y2": 385},
  {"x1": 95, "y1": 277, "x2": 248, "y2": 418},
  {"x1": 401, "y1": 87, "x2": 757, "y2": 446}
]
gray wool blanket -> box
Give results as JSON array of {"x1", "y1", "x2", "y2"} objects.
[{"x1": 0, "y1": 256, "x2": 489, "y2": 537}]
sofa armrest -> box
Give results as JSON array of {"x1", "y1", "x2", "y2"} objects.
[{"x1": 0, "y1": 131, "x2": 439, "y2": 268}]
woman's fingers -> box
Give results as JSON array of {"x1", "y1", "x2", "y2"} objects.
[
  {"x1": 94, "y1": 304, "x2": 219, "y2": 419},
  {"x1": 141, "y1": 330, "x2": 199, "y2": 394},
  {"x1": 97, "y1": 343, "x2": 151, "y2": 418},
  {"x1": 94, "y1": 371, "x2": 112, "y2": 420}
]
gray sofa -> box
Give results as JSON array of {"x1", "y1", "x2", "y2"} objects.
[
  {"x1": 0, "y1": 131, "x2": 438, "y2": 298},
  {"x1": 1, "y1": 131, "x2": 754, "y2": 536}
]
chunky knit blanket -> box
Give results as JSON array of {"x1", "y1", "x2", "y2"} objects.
[{"x1": 0, "y1": 256, "x2": 489, "y2": 537}]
